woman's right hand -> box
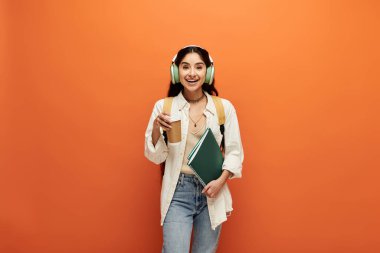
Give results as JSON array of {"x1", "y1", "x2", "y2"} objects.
[{"x1": 154, "y1": 112, "x2": 172, "y2": 132}]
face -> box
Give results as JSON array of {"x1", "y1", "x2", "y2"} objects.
[{"x1": 179, "y1": 52, "x2": 207, "y2": 93}]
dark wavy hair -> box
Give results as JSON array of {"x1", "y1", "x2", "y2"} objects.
[{"x1": 167, "y1": 46, "x2": 219, "y2": 97}]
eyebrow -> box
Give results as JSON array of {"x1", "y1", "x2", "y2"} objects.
[{"x1": 180, "y1": 62, "x2": 205, "y2": 65}]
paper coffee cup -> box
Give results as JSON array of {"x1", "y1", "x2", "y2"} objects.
[{"x1": 166, "y1": 120, "x2": 181, "y2": 143}]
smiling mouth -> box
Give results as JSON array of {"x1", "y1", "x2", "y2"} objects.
[{"x1": 186, "y1": 79, "x2": 199, "y2": 83}]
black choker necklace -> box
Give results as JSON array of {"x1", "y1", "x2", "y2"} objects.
[{"x1": 184, "y1": 93, "x2": 205, "y2": 104}]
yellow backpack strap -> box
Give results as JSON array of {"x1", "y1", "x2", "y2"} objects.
[
  {"x1": 212, "y1": 96, "x2": 225, "y2": 125},
  {"x1": 163, "y1": 97, "x2": 173, "y2": 115}
]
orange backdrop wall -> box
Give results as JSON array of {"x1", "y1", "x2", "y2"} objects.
[{"x1": 1, "y1": 1, "x2": 379, "y2": 252}]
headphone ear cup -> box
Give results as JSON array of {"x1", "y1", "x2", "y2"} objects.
[
  {"x1": 170, "y1": 63, "x2": 179, "y2": 84},
  {"x1": 205, "y1": 65, "x2": 214, "y2": 85}
]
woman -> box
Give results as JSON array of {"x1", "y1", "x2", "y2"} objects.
[{"x1": 144, "y1": 45, "x2": 244, "y2": 253}]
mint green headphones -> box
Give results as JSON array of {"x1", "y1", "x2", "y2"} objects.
[{"x1": 170, "y1": 45, "x2": 215, "y2": 85}]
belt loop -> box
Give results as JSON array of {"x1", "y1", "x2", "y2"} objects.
[
  {"x1": 180, "y1": 173, "x2": 184, "y2": 186},
  {"x1": 194, "y1": 175, "x2": 199, "y2": 186}
]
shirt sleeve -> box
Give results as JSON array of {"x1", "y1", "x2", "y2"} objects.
[
  {"x1": 144, "y1": 99, "x2": 169, "y2": 164},
  {"x1": 222, "y1": 100, "x2": 244, "y2": 179}
]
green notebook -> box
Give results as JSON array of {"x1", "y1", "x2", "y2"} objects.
[{"x1": 187, "y1": 128, "x2": 224, "y2": 187}]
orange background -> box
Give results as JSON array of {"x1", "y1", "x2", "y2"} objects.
[{"x1": 1, "y1": 0, "x2": 380, "y2": 252}]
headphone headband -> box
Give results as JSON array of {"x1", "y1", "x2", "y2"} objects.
[{"x1": 171, "y1": 45, "x2": 213, "y2": 64}]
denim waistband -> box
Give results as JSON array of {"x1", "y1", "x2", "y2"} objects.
[
  {"x1": 178, "y1": 172, "x2": 202, "y2": 186},
  {"x1": 179, "y1": 172, "x2": 196, "y2": 178}
]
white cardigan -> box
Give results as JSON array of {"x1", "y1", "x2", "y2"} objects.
[{"x1": 144, "y1": 91, "x2": 244, "y2": 230}]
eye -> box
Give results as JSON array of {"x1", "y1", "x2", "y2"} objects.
[
  {"x1": 182, "y1": 65, "x2": 189, "y2": 70},
  {"x1": 196, "y1": 66, "x2": 203, "y2": 70}
]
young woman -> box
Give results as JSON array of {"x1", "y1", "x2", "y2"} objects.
[{"x1": 144, "y1": 45, "x2": 244, "y2": 253}]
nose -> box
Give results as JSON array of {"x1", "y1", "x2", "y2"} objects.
[{"x1": 189, "y1": 67, "x2": 196, "y2": 77}]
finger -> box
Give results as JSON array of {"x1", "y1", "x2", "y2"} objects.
[
  {"x1": 203, "y1": 188, "x2": 212, "y2": 197},
  {"x1": 160, "y1": 120, "x2": 172, "y2": 129},
  {"x1": 154, "y1": 118, "x2": 160, "y2": 127},
  {"x1": 157, "y1": 117, "x2": 172, "y2": 129},
  {"x1": 202, "y1": 185, "x2": 210, "y2": 194},
  {"x1": 159, "y1": 113, "x2": 171, "y2": 122},
  {"x1": 161, "y1": 112, "x2": 171, "y2": 117},
  {"x1": 158, "y1": 115, "x2": 172, "y2": 126},
  {"x1": 208, "y1": 190, "x2": 215, "y2": 198}
]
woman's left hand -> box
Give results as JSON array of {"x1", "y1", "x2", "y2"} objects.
[
  {"x1": 202, "y1": 170, "x2": 231, "y2": 198},
  {"x1": 202, "y1": 178, "x2": 225, "y2": 198}
]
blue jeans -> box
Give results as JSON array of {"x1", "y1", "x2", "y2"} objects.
[{"x1": 162, "y1": 173, "x2": 222, "y2": 253}]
